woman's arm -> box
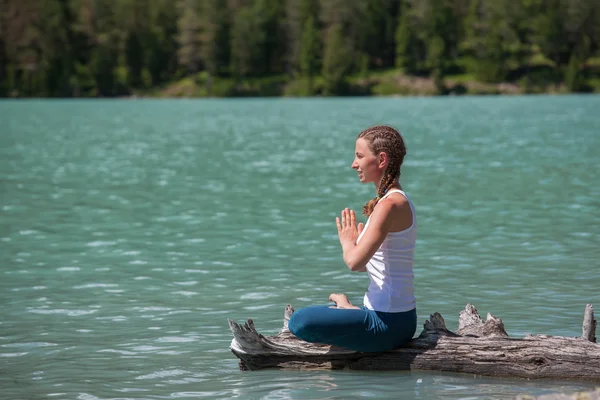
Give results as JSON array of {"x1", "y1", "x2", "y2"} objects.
[{"x1": 336, "y1": 198, "x2": 406, "y2": 271}]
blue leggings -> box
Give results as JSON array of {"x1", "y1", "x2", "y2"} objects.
[{"x1": 288, "y1": 305, "x2": 417, "y2": 353}]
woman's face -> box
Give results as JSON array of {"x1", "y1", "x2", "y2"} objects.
[{"x1": 351, "y1": 138, "x2": 384, "y2": 184}]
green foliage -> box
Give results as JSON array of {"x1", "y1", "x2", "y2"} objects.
[
  {"x1": 299, "y1": 16, "x2": 322, "y2": 94},
  {"x1": 300, "y1": 16, "x2": 321, "y2": 76},
  {"x1": 461, "y1": 1, "x2": 516, "y2": 82},
  {"x1": 2, "y1": 0, "x2": 600, "y2": 97},
  {"x1": 230, "y1": 5, "x2": 265, "y2": 77},
  {"x1": 92, "y1": 44, "x2": 117, "y2": 96},
  {"x1": 73, "y1": 63, "x2": 97, "y2": 97},
  {"x1": 177, "y1": 0, "x2": 202, "y2": 73},
  {"x1": 587, "y1": 78, "x2": 600, "y2": 92},
  {"x1": 395, "y1": 2, "x2": 414, "y2": 72},
  {"x1": 322, "y1": 23, "x2": 352, "y2": 95},
  {"x1": 367, "y1": 73, "x2": 439, "y2": 96},
  {"x1": 199, "y1": 0, "x2": 231, "y2": 76},
  {"x1": 207, "y1": 78, "x2": 235, "y2": 97},
  {"x1": 283, "y1": 77, "x2": 323, "y2": 96},
  {"x1": 286, "y1": 0, "x2": 321, "y2": 76},
  {"x1": 565, "y1": 52, "x2": 583, "y2": 91}
]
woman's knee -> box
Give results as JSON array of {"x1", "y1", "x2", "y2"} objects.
[
  {"x1": 288, "y1": 312, "x2": 303, "y2": 337},
  {"x1": 288, "y1": 306, "x2": 329, "y2": 341},
  {"x1": 288, "y1": 308, "x2": 314, "y2": 337}
]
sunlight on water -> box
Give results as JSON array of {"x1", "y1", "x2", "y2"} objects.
[{"x1": 1, "y1": 96, "x2": 599, "y2": 399}]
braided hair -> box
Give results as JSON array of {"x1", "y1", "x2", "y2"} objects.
[{"x1": 358, "y1": 125, "x2": 407, "y2": 217}]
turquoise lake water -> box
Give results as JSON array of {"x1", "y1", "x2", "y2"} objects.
[{"x1": 1, "y1": 96, "x2": 599, "y2": 399}]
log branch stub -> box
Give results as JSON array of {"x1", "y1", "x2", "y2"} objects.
[
  {"x1": 423, "y1": 312, "x2": 447, "y2": 331},
  {"x1": 280, "y1": 304, "x2": 294, "y2": 334},
  {"x1": 228, "y1": 318, "x2": 267, "y2": 351},
  {"x1": 458, "y1": 303, "x2": 483, "y2": 330},
  {"x1": 456, "y1": 304, "x2": 508, "y2": 338},
  {"x1": 421, "y1": 312, "x2": 459, "y2": 338},
  {"x1": 583, "y1": 304, "x2": 597, "y2": 343},
  {"x1": 482, "y1": 313, "x2": 509, "y2": 338}
]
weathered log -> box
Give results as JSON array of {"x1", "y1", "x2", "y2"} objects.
[{"x1": 228, "y1": 303, "x2": 600, "y2": 382}]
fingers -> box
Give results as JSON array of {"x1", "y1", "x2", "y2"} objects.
[
  {"x1": 341, "y1": 208, "x2": 350, "y2": 226},
  {"x1": 338, "y1": 208, "x2": 358, "y2": 229},
  {"x1": 337, "y1": 210, "x2": 345, "y2": 231},
  {"x1": 337, "y1": 208, "x2": 363, "y2": 237}
]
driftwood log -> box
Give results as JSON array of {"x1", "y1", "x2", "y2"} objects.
[{"x1": 228, "y1": 303, "x2": 600, "y2": 383}]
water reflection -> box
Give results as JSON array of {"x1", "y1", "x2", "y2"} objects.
[{"x1": 178, "y1": 370, "x2": 596, "y2": 400}]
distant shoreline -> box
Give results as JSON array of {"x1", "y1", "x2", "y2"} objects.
[
  {"x1": 126, "y1": 69, "x2": 599, "y2": 99},
  {"x1": 4, "y1": 68, "x2": 600, "y2": 99}
]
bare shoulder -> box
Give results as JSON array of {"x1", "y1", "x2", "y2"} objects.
[
  {"x1": 376, "y1": 192, "x2": 413, "y2": 231},
  {"x1": 379, "y1": 192, "x2": 410, "y2": 210}
]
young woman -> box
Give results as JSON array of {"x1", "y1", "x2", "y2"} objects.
[{"x1": 288, "y1": 125, "x2": 417, "y2": 353}]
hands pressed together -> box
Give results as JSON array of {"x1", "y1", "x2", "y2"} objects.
[
  {"x1": 329, "y1": 208, "x2": 366, "y2": 309},
  {"x1": 335, "y1": 208, "x2": 364, "y2": 247}
]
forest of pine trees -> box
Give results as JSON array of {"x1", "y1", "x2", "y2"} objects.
[{"x1": 1, "y1": 0, "x2": 599, "y2": 97}]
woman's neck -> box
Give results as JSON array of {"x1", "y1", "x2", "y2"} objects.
[{"x1": 375, "y1": 180, "x2": 401, "y2": 194}]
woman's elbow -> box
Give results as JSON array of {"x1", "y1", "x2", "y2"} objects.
[{"x1": 345, "y1": 258, "x2": 366, "y2": 272}]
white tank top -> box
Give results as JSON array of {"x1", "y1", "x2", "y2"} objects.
[{"x1": 357, "y1": 189, "x2": 417, "y2": 312}]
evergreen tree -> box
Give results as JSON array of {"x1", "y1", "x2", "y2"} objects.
[
  {"x1": 285, "y1": 0, "x2": 320, "y2": 75},
  {"x1": 419, "y1": 0, "x2": 460, "y2": 90},
  {"x1": 255, "y1": 0, "x2": 286, "y2": 75},
  {"x1": 322, "y1": 23, "x2": 351, "y2": 95},
  {"x1": 199, "y1": 0, "x2": 231, "y2": 77},
  {"x1": 230, "y1": 5, "x2": 264, "y2": 77},
  {"x1": 177, "y1": 0, "x2": 202, "y2": 73},
  {"x1": 357, "y1": 0, "x2": 397, "y2": 70},
  {"x1": 146, "y1": 0, "x2": 179, "y2": 85},
  {"x1": 92, "y1": 42, "x2": 117, "y2": 96},
  {"x1": 531, "y1": 0, "x2": 569, "y2": 67},
  {"x1": 395, "y1": 1, "x2": 422, "y2": 74},
  {"x1": 320, "y1": 0, "x2": 368, "y2": 74},
  {"x1": 565, "y1": 51, "x2": 583, "y2": 91},
  {"x1": 299, "y1": 15, "x2": 321, "y2": 93},
  {"x1": 461, "y1": 0, "x2": 517, "y2": 82},
  {"x1": 561, "y1": 0, "x2": 600, "y2": 90}
]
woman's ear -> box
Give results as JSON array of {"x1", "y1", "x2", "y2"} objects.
[{"x1": 378, "y1": 152, "x2": 388, "y2": 169}]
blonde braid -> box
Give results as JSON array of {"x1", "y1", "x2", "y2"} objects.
[{"x1": 358, "y1": 125, "x2": 407, "y2": 217}]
